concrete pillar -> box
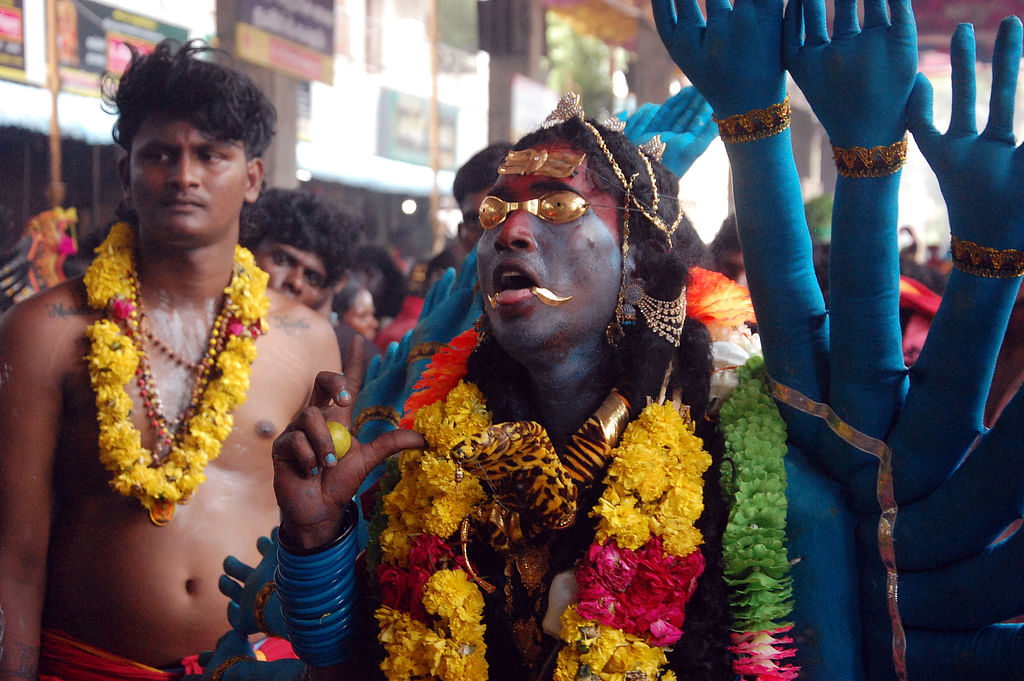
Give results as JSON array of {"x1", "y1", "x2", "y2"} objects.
[{"x1": 481, "y1": 0, "x2": 545, "y2": 143}]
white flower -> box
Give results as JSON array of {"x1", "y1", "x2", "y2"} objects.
[
  {"x1": 542, "y1": 570, "x2": 579, "y2": 638},
  {"x1": 708, "y1": 329, "x2": 762, "y2": 415}
]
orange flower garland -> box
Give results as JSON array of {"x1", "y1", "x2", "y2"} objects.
[{"x1": 687, "y1": 267, "x2": 756, "y2": 328}]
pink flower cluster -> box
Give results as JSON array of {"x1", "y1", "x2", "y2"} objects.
[
  {"x1": 378, "y1": 534, "x2": 463, "y2": 621},
  {"x1": 576, "y1": 536, "x2": 705, "y2": 646},
  {"x1": 227, "y1": 316, "x2": 265, "y2": 339},
  {"x1": 111, "y1": 297, "x2": 135, "y2": 321},
  {"x1": 728, "y1": 626, "x2": 799, "y2": 681}
]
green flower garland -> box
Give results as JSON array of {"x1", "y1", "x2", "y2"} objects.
[{"x1": 719, "y1": 354, "x2": 795, "y2": 634}]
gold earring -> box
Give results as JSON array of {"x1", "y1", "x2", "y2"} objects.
[{"x1": 474, "y1": 313, "x2": 492, "y2": 345}]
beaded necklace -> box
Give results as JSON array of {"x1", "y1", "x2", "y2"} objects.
[
  {"x1": 127, "y1": 265, "x2": 234, "y2": 460},
  {"x1": 83, "y1": 222, "x2": 269, "y2": 525}
]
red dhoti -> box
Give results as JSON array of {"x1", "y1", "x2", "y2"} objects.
[{"x1": 38, "y1": 629, "x2": 297, "y2": 681}]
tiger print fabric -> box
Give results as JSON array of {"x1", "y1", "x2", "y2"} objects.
[{"x1": 452, "y1": 421, "x2": 578, "y2": 536}]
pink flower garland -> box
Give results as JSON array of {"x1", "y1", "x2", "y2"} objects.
[
  {"x1": 728, "y1": 626, "x2": 800, "y2": 681},
  {"x1": 377, "y1": 534, "x2": 466, "y2": 622},
  {"x1": 575, "y1": 535, "x2": 705, "y2": 647}
]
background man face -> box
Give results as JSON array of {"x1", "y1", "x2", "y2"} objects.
[
  {"x1": 254, "y1": 241, "x2": 333, "y2": 310},
  {"x1": 457, "y1": 187, "x2": 488, "y2": 253}
]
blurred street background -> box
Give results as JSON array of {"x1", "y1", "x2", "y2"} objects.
[{"x1": 0, "y1": 0, "x2": 1021, "y2": 266}]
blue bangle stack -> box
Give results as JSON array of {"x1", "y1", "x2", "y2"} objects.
[{"x1": 275, "y1": 502, "x2": 361, "y2": 667}]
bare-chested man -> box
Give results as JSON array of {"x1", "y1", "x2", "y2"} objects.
[{"x1": 0, "y1": 41, "x2": 339, "y2": 679}]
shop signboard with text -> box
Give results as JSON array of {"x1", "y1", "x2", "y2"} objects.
[
  {"x1": 377, "y1": 88, "x2": 457, "y2": 172},
  {"x1": 235, "y1": 0, "x2": 334, "y2": 84},
  {"x1": 0, "y1": 0, "x2": 25, "y2": 82},
  {"x1": 57, "y1": 0, "x2": 187, "y2": 97}
]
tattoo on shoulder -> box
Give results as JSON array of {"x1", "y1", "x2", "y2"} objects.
[
  {"x1": 269, "y1": 314, "x2": 311, "y2": 336},
  {"x1": 47, "y1": 302, "x2": 93, "y2": 318},
  {"x1": 4, "y1": 641, "x2": 38, "y2": 679}
]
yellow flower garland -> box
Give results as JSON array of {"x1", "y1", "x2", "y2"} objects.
[
  {"x1": 375, "y1": 382, "x2": 710, "y2": 681},
  {"x1": 376, "y1": 381, "x2": 491, "y2": 680},
  {"x1": 556, "y1": 402, "x2": 709, "y2": 681},
  {"x1": 83, "y1": 222, "x2": 269, "y2": 525}
]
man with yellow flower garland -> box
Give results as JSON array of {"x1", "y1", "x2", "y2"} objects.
[{"x1": 0, "y1": 41, "x2": 339, "y2": 679}]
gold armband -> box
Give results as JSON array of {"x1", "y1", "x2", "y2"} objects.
[
  {"x1": 352, "y1": 405, "x2": 401, "y2": 437},
  {"x1": 210, "y1": 656, "x2": 253, "y2": 681},
  {"x1": 408, "y1": 341, "x2": 445, "y2": 365},
  {"x1": 712, "y1": 95, "x2": 791, "y2": 144},
  {"x1": 253, "y1": 581, "x2": 276, "y2": 634},
  {"x1": 950, "y1": 236, "x2": 1024, "y2": 278},
  {"x1": 832, "y1": 136, "x2": 908, "y2": 178}
]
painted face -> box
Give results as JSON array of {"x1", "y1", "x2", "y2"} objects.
[
  {"x1": 119, "y1": 115, "x2": 262, "y2": 246},
  {"x1": 476, "y1": 146, "x2": 622, "y2": 361},
  {"x1": 254, "y1": 241, "x2": 332, "y2": 310},
  {"x1": 343, "y1": 287, "x2": 379, "y2": 340}
]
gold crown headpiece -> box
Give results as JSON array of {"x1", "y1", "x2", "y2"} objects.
[{"x1": 540, "y1": 92, "x2": 683, "y2": 241}]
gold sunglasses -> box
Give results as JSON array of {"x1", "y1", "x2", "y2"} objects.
[{"x1": 478, "y1": 191, "x2": 590, "y2": 230}]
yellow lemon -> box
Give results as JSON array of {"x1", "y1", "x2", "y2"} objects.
[{"x1": 327, "y1": 421, "x2": 352, "y2": 459}]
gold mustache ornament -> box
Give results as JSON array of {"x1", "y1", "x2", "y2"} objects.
[
  {"x1": 487, "y1": 287, "x2": 574, "y2": 308},
  {"x1": 531, "y1": 287, "x2": 573, "y2": 306}
]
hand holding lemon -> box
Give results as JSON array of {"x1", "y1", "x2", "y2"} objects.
[{"x1": 327, "y1": 421, "x2": 352, "y2": 460}]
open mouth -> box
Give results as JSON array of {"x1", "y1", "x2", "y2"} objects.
[
  {"x1": 500, "y1": 270, "x2": 535, "y2": 291},
  {"x1": 488, "y1": 267, "x2": 536, "y2": 308}
]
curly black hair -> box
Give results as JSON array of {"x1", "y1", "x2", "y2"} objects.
[
  {"x1": 102, "y1": 40, "x2": 276, "y2": 159},
  {"x1": 465, "y1": 117, "x2": 733, "y2": 680},
  {"x1": 241, "y1": 188, "x2": 358, "y2": 287}
]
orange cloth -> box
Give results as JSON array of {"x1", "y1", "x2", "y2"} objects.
[
  {"x1": 38, "y1": 629, "x2": 297, "y2": 681},
  {"x1": 38, "y1": 630, "x2": 183, "y2": 681}
]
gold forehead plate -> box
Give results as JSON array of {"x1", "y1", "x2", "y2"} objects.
[{"x1": 498, "y1": 148, "x2": 587, "y2": 178}]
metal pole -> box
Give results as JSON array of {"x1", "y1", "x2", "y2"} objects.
[
  {"x1": 46, "y1": 0, "x2": 65, "y2": 209},
  {"x1": 428, "y1": 0, "x2": 441, "y2": 254}
]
